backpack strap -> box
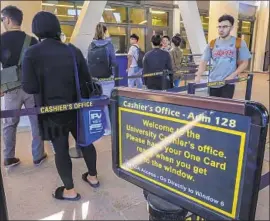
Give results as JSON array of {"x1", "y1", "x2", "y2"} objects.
[
  {"x1": 18, "y1": 35, "x2": 32, "y2": 66},
  {"x1": 209, "y1": 39, "x2": 216, "y2": 50},
  {"x1": 235, "y1": 37, "x2": 241, "y2": 63},
  {"x1": 131, "y1": 45, "x2": 140, "y2": 63},
  {"x1": 235, "y1": 37, "x2": 241, "y2": 49}
]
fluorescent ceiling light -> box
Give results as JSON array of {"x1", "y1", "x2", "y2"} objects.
[
  {"x1": 56, "y1": 15, "x2": 75, "y2": 18},
  {"x1": 139, "y1": 20, "x2": 147, "y2": 24},
  {"x1": 104, "y1": 8, "x2": 116, "y2": 11},
  {"x1": 42, "y1": 3, "x2": 82, "y2": 9},
  {"x1": 113, "y1": 12, "x2": 121, "y2": 23},
  {"x1": 150, "y1": 10, "x2": 166, "y2": 15}
]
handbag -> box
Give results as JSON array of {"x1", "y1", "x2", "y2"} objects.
[
  {"x1": 1, "y1": 35, "x2": 31, "y2": 93},
  {"x1": 86, "y1": 78, "x2": 103, "y2": 97},
  {"x1": 68, "y1": 44, "x2": 106, "y2": 147}
]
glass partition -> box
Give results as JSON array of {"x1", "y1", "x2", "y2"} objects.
[
  {"x1": 102, "y1": 6, "x2": 128, "y2": 24},
  {"x1": 107, "y1": 26, "x2": 128, "y2": 53},
  {"x1": 61, "y1": 24, "x2": 75, "y2": 43},
  {"x1": 129, "y1": 8, "x2": 147, "y2": 25},
  {"x1": 42, "y1": 1, "x2": 172, "y2": 53},
  {"x1": 130, "y1": 28, "x2": 146, "y2": 51},
  {"x1": 42, "y1": 1, "x2": 79, "y2": 22},
  {"x1": 151, "y1": 9, "x2": 168, "y2": 27},
  {"x1": 241, "y1": 21, "x2": 252, "y2": 33}
]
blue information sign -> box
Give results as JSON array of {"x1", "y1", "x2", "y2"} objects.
[{"x1": 117, "y1": 96, "x2": 250, "y2": 219}]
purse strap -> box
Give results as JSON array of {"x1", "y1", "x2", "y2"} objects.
[{"x1": 67, "y1": 44, "x2": 82, "y2": 100}]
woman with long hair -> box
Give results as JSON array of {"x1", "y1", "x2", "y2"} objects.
[
  {"x1": 22, "y1": 11, "x2": 99, "y2": 201},
  {"x1": 87, "y1": 23, "x2": 116, "y2": 136}
]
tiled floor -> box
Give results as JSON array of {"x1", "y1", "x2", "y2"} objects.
[{"x1": 1, "y1": 74, "x2": 269, "y2": 220}]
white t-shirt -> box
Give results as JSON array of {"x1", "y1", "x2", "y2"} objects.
[{"x1": 128, "y1": 44, "x2": 139, "y2": 68}]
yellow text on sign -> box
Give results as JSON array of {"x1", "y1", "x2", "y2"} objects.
[
  {"x1": 118, "y1": 107, "x2": 246, "y2": 219},
  {"x1": 40, "y1": 101, "x2": 93, "y2": 114}
]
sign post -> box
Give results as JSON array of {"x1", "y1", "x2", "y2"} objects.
[{"x1": 111, "y1": 87, "x2": 269, "y2": 220}]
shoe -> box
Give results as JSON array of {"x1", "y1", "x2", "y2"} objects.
[
  {"x1": 52, "y1": 186, "x2": 81, "y2": 201},
  {"x1": 4, "y1": 158, "x2": 21, "y2": 168},
  {"x1": 34, "y1": 153, "x2": 48, "y2": 166},
  {"x1": 82, "y1": 172, "x2": 100, "y2": 188}
]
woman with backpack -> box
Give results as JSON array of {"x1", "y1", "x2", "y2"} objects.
[
  {"x1": 22, "y1": 11, "x2": 99, "y2": 201},
  {"x1": 169, "y1": 35, "x2": 183, "y2": 87},
  {"x1": 87, "y1": 23, "x2": 116, "y2": 136}
]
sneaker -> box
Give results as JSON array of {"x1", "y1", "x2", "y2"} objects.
[
  {"x1": 4, "y1": 158, "x2": 21, "y2": 168},
  {"x1": 34, "y1": 153, "x2": 48, "y2": 166}
]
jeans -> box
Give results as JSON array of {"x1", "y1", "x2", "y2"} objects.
[
  {"x1": 2, "y1": 88, "x2": 44, "y2": 161},
  {"x1": 100, "y1": 80, "x2": 115, "y2": 134},
  {"x1": 128, "y1": 67, "x2": 143, "y2": 88}
]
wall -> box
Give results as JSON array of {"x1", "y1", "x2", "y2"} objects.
[
  {"x1": 1, "y1": 1, "x2": 42, "y2": 36},
  {"x1": 208, "y1": 1, "x2": 239, "y2": 42},
  {"x1": 253, "y1": 1, "x2": 269, "y2": 72},
  {"x1": 70, "y1": 1, "x2": 107, "y2": 56}
]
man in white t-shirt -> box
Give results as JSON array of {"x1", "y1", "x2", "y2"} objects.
[{"x1": 126, "y1": 34, "x2": 143, "y2": 88}]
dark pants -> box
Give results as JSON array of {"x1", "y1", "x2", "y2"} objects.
[
  {"x1": 209, "y1": 84, "x2": 235, "y2": 99},
  {"x1": 51, "y1": 125, "x2": 97, "y2": 190}
]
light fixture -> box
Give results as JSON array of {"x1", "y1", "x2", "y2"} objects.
[
  {"x1": 150, "y1": 9, "x2": 166, "y2": 15},
  {"x1": 42, "y1": 3, "x2": 82, "y2": 9},
  {"x1": 139, "y1": 20, "x2": 147, "y2": 24},
  {"x1": 56, "y1": 15, "x2": 75, "y2": 18},
  {"x1": 104, "y1": 8, "x2": 116, "y2": 11}
]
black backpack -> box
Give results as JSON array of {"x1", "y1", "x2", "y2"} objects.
[
  {"x1": 133, "y1": 45, "x2": 145, "y2": 68},
  {"x1": 87, "y1": 42, "x2": 112, "y2": 78}
]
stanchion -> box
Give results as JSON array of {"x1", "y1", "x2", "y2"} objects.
[
  {"x1": 245, "y1": 74, "x2": 253, "y2": 101},
  {"x1": 146, "y1": 193, "x2": 188, "y2": 221},
  {"x1": 187, "y1": 82, "x2": 196, "y2": 94}
]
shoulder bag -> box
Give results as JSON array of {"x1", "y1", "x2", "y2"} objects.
[{"x1": 68, "y1": 44, "x2": 106, "y2": 147}]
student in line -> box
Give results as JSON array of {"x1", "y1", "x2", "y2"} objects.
[
  {"x1": 169, "y1": 34, "x2": 183, "y2": 87},
  {"x1": 143, "y1": 34, "x2": 173, "y2": 90},
  {"x1": 161, "y1": 35, "x2": 171, "y2": 52},
  {"x1": 22, "y1": 11, "x2": 99, "y2": 201},
  {"x1": 195, "y1": 14, "x2": 251, "y2": 98},
  {"x1": 127, "y1": 34, "x2": 143, "y2": 88},
  {"x1": 87, "y1": 23, "x2": 116, "y2": 136},
  {"x1": 0, "y1": 5, "x2": 46, "y2": 168}
]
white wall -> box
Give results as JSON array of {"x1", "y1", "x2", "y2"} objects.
[{"x1": 70, "y1": 1, "x2": 107, "y2": 57}]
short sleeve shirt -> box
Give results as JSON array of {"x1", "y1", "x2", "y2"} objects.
[
  {"x1": 201, "y1": 36, "x2": 251, "y2": 83},
  {"x1": 128, "y1": 44, "x2": 139, "y2": 68}
]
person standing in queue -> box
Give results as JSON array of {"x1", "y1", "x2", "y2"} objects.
[
  {"x1": 22, "y1": 11, "x2": 99, "y2": 201},
  {"x1": 195, "y1": 14, "x2": 251, "y2": 98},
  {"x1": 0, "y1": 5, "x2": 46, "y2": 168},
  {"x1": 161, "y1": 35, "x2": 171, "y2": 52},
  {"x1": 169, "y1": 35, "x2": 183, "y2": 87},
  {"x1": 143, "y1": 34, "x2": 173, "y2": 90},
  {"x1": 127, "y1": 34, "x2": 144, "y2": 88},
  {"x1": 87, "y1": 23, "x2": 116, "y2": 136}
]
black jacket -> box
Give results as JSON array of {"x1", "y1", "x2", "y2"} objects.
[
  {"x1": 142, "y1": 48, "x2": 173, "y2": 90},
  {"x1": 22, "y1": 38, "x2": 92, "y2": 140},
  {"x1": 0, "y1": 30, "x2": 38, "y2": 68}
]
